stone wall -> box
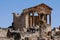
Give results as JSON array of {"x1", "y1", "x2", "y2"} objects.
[
  {"x1": 13, "y1": 13, "x2": 25, "y2": 31},
  {"x1": 0, "y1": 37, "x2": 14, "y2": 40},
  {"x1": 0, "y1": 28, "x2": 8, "y2": 37}
]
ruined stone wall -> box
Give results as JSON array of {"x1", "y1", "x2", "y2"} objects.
[
  {"x1": 0, "y1": 37, "x2": 14, "y2": 40},
  {"x1": 0, "y1": 29, "x2": 8, "y2": 37},
  {"x1": 0, "y1": 29, "x2": 14, "y2": 40},
  {"x1": 45, "y1": 24, "x2": 51, "y2": 32},
  {"x1": 13, "y1": 13, "x2": 20, "y2": 30},
  {"x1": 13, "y1": 13, "x2": 25, "y2": 31}
]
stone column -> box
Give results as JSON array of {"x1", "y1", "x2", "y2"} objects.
[
  {"x1": 25, "y1": 13, "x2": 29, "y2": 28},
  {"x1": 30, "y1": 15, "x2": 33, "y2": 27},
  {"x1": 28, "y1": 13, "x2": 30, "y2": 27},
  {"x1": 38, "y1": 14, "x2": 41, "y2": 21},
  {"x1": 46, "y1": 14, "x2": 47, "y2": 23},
  {"x1": 49, "y1": 14, "x2": 51, "y2": 25},
  {"x1": 44, "y1": 14, "x2": 47, "y2": 23},
  {"x1": 32, "y1": 12, "x2": 35, "y2": 26}
]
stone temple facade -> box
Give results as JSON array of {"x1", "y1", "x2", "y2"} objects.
[{"x1": 0, "y1": 3, "x2": 60, "y2": 40}]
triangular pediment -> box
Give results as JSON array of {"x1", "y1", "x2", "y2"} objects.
[
  {"x1": 33, "y1": 3, "x2": 52, "y2": 10},
  {"x1": 23, "y1": 3, "x2": 52, "y2": 15}
]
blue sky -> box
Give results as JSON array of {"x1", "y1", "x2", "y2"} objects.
[{"x1": 0, "y1": 0, "x2": 60, "y2": 28}]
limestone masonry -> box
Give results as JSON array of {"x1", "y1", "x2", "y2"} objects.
[{"x1": 0, "y1": 3, "x2": 60, "y2": 40}]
